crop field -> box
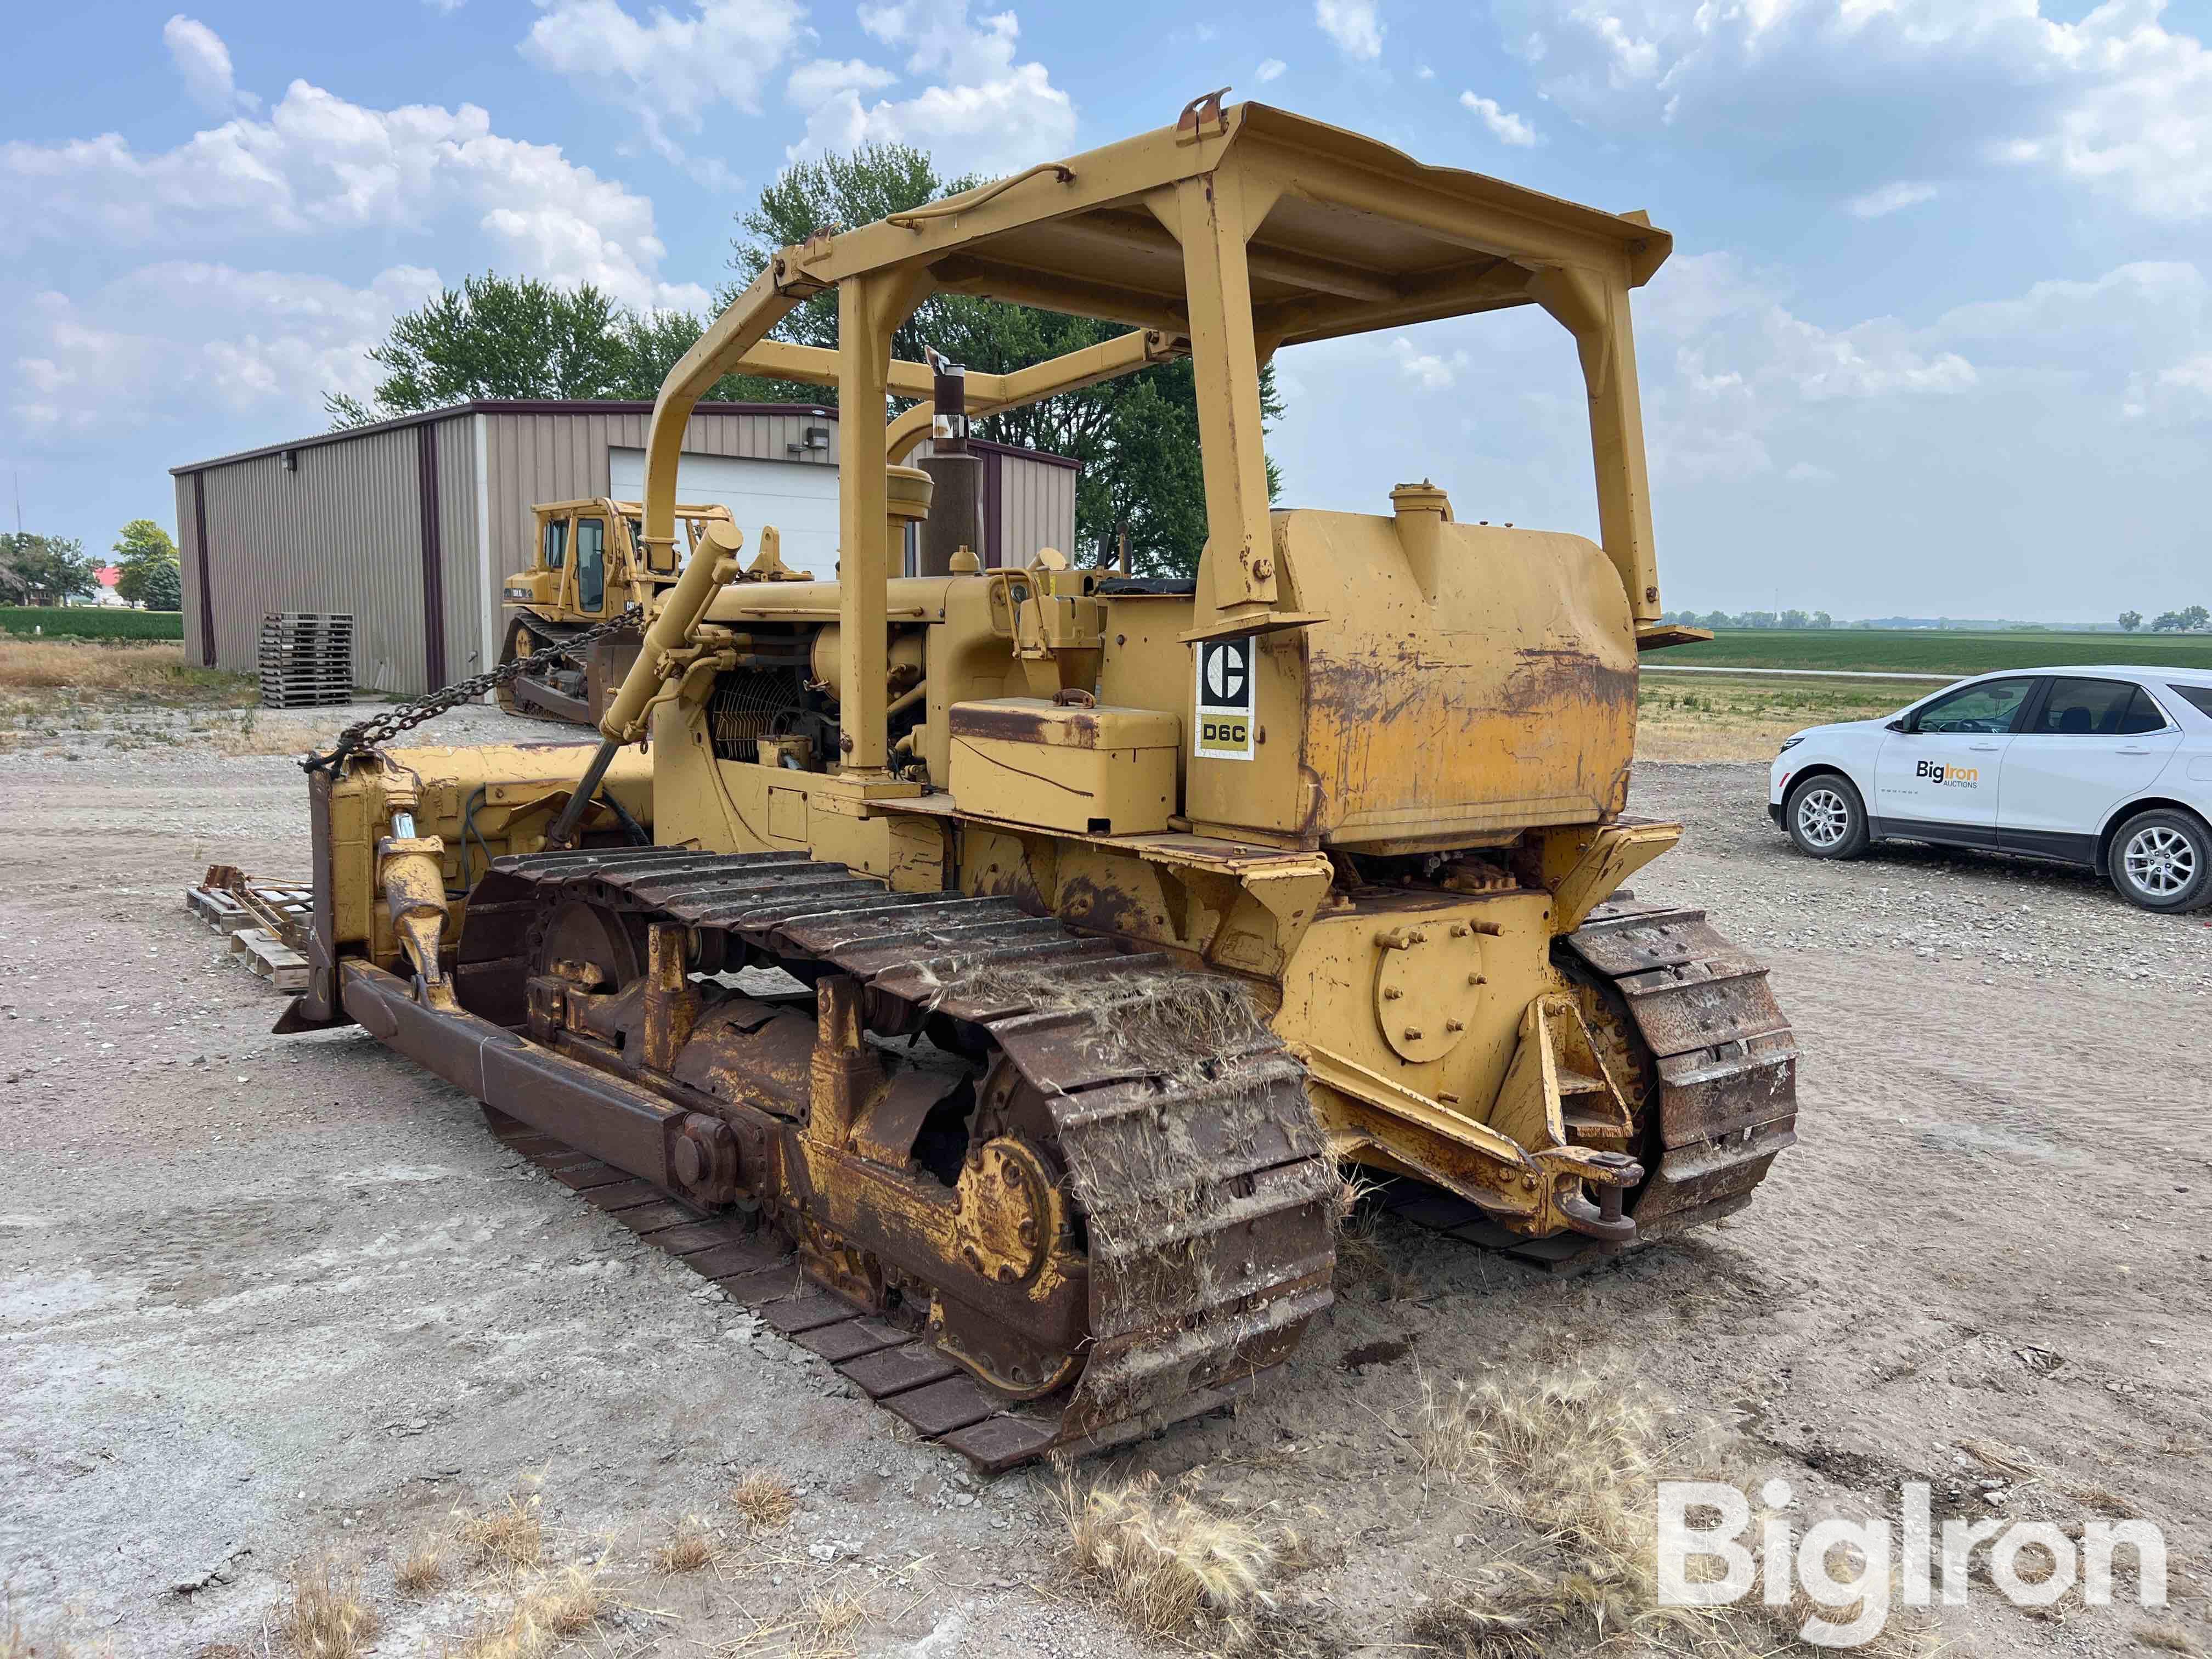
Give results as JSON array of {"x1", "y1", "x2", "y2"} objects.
[
  {"x1": 1658, "y1": 628, "x2": 2212, "y2": 674},
  {"x1": 0, "y1": 605, "x2": 185, "y2": 640},
  {"x1": 1635, "y1": 673, "x2": 1910, "y2": 761}
]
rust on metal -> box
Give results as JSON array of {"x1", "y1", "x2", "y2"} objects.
[{"x1": 347, "y1": 847, "x2": 1337, "y2": 1469}]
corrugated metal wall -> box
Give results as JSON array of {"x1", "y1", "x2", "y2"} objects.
[
  {"x1": 992, "y1": 447, "x2": 1080, "y2": 566},
  {"x1": 179, "y1": 424, "x2": 433, "y2": 692},
  {"x1": 432, "y1": 418, "x2": 489, "y2": 676},
  {"x1": 481, "y1": 408, "x2": 839, "y2": 589}
]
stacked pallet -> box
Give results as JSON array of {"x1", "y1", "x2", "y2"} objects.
[{"x1": 258, "y1": 612, "x2": 353, "y2": 707}]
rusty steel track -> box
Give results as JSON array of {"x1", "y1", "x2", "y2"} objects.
[
  {"x1": 450, "y1": 847, "x2": 1336, "y2": 1471},
  {"x1": 1383, "y1": 898, "x2": 1799, "y2": 1272}
]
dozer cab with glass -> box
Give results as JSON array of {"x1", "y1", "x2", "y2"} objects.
[
  {"x1": 496, "y1": 498, "x2": 736, "y2": 725},
  {"x1": 283, "y1": 97, "x2": 1798, "y2": 1467}
]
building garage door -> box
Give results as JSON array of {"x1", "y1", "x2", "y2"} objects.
[{"x1": 607, "y1": 449, "x2": 841, "y2": 574}]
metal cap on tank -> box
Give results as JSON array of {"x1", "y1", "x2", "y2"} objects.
[
  {"x1": 1391, "y1": 479, "x2": 1454, "y2": 600},
  {"x1": 887, "y1": 465, "x2": 934, "y2": 529}
]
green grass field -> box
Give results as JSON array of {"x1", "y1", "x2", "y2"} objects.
[
  {"x1": 1657, "y1": 628, "x2": 2212, "y2": 675},
  {"x1": 0, "y1": 607, "x2": 184, "y2": 641}
]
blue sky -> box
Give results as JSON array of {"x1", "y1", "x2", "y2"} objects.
[{"x1": 4, "y1": 0, "x2": 2208, "y2": 620}]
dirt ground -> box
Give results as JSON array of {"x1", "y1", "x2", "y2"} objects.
[{"x1": 2, "y1": 701, "x2": 2208, "y2": 1657}]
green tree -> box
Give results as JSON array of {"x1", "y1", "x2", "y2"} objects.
[
  {"x1": 112, "y1": 519, "x2": 182, "y2": 609},
  {"x1": 328, "y1": 274, "x2": 643, "y2": 426},
  {"x1": 727, "y1": 143, "x2": 1285, "y2": 574},
  {"x1": 2119, "y1": 610, "x2": 2143, "y2": 632},
  {"x1": 0, "y1": 532, "x2": 98, "y2": 605},
  {"x1": 2154, "y1": 603, "x2": 2210, "y2": 632}
]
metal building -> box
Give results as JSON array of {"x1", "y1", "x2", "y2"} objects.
[{"x1": 171, "y1": 400, "x2": 1080, "y2": 695}]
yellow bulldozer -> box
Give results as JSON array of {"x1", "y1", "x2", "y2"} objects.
[
  {"x1": 282, "y1": 97, "x2": 1797, "y2": 1468},
  {"x1": 494, "y1": 498, "x2": 735, "y2": 726}
]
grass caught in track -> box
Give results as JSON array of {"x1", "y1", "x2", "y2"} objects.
[
  {"x1": 0, "y1": 605, "x2": 183, "y2": 640},
  {"x1": 1657, "y1": 628, "x2": 2212, "y2": 675}
]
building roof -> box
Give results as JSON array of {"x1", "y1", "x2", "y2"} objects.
[{"x1": 171, "y1": 399, "x2": 1076, "y2": 476}]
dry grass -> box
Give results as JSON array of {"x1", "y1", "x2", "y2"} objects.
[
  {"x1": 0, "y1": 638, "x2": 251, "y2": 698},
  {"x1": 275, "y1": 1558, "x2": 381, "y2": 1659},
  {"x1": 393, "y1": 1536, "x2": 446, "y2": 1596},
  {"x1": 1635, "y1": 674, "x2": 1911, "y2": 763},
  {"x1": 450, "y1": 1565, "x2": 610, "y2": 1659},
  {"x1": 0, "y1": 640, "x2": 377, "y2": 759},
  {"x1": 1063, "y1": 1470, "x2": 1278, "y2": 1639},
  {"x1": 727, "y1": 1471, "x2": 798, "y2": 1531},
  {"x1": 797, "y1": 1592, "x2": 867, "y2": 1656},
  {"x1": 1409, "y1": 1366, "x2": 1935, "y2": 1658},
  {"x1": 453, "y1": 1493, "x2": 546, "y2": 1577},
  {"x1": 709, "y1": 1587, "x2": 876, "y2": 1658},
  {"x1": 652, "y1": 1515, "x2": 720, "y2": 1575},
  {"x1": 2137, "y1": 1624, "x2": 2208, "y2": 1656}
]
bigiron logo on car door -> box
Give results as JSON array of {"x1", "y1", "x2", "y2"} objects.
[
  {"x1": 1193, "y1": 636, "x2": 1255, "y2": 761},
  {"x1": 1915, "y1": 760, "x2": 1981, "y2": 787}
]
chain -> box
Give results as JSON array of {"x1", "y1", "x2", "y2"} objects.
[{"x1": 303, "y1": 603, "x2": 642, "y2": 774}]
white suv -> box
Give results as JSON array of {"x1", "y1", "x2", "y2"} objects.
[{"x1": 1768, "y1": 666, "x2": 2212, "y2": 912}]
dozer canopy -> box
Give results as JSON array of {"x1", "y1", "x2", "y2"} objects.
[{"x1": 616, "y1": 96, "x2": 1673, "y2": 777}]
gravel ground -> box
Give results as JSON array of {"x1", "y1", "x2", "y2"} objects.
[{"x1": 2, "y1": 714, "x2": 2206, "y2": 1656}]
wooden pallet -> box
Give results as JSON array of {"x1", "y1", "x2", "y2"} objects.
[{"x1": 227, "y1": 927, "x2": 311, "y2": 992}]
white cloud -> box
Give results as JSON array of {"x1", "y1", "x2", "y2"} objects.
[
  {"x1": 11, "y1": 263, "x2": 442, "y2": 433},
  {"x1": 1315, "y1": 0, "x2": 1384, "y2": 61},
  {"x1": 1498, "y1": 0, "x2": 2212, "y2": 220},
  {"x1": 518, "y1": 0, "x2": 802, "y2": 183},
  {"x1": 521, "y1": 0, "x2": 804, "y2": 121},
  {"x1": 787, "y1": 58, "x2": 900, "y2": 105},
  {"x1": 788, "y1": 2, "x2": 1076, "y2": 177},
  {"x1": 1785, "y1": 460, "x2": 1837, "y2": 481},
  {"x1": 2003, "y1": 0, "x2": 2212, "y2": 218},
  {"x1": 1416, "y1": 63, "x2": 1436, "y2": 78},
  {"x1": 1847, "y1": 179, "x2": 1939, "y2": 217},
  {"x1": 1256, "y1": 58, "x2": 1288, "y2": 83},
  {"x1": 1390, "y1": 335, "x2": 1469, "y2": 388},
  {"x1": 0, "y1": 79, "x2": 701, "y2": 309},
  {"x1": 1459, "y1": 91, "x2": 1539, "y2": 145},
  {"x1": 163, "y1": 15, "x2": 257, "y2": 114}
]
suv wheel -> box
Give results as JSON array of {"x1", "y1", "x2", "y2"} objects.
[
  {"x1": 1786, "y1": 774, "x2": 1870, "y2": 859},
  {"x1": 2109, "y1": 809, "x2": 2211, "y2": 913}
]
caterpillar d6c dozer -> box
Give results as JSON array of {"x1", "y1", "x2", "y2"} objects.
[
  {"x1": 495, "y1": 498, "x2": 736, "y2": 726},
  {"x1": 281, "y1": 97, "x2": 1797, "y2": 1469}
]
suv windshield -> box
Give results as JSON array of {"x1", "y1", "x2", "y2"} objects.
[{"x1": 1912, "y1": 678, "x2": 2033, "y2": 734}]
